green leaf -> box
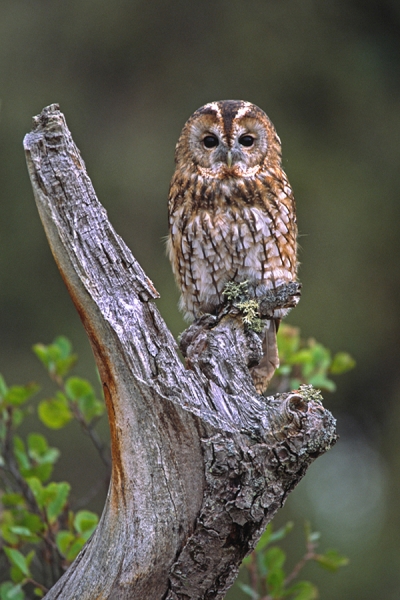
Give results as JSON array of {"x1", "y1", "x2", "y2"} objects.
[
  {"x1": 1, "y1": 493, "x2": 25, "y2": 507},
  {"x1": 3, "y1": 547, "x2": 31, "y2": 577},
  {"x1": 285, "y1": 580, "x2": 318, "y2": 600},
  {"x1": 26, "y1": 477, "x2": 45, "y2": 509},
  {"x1": 237, "y1": 582, "x2": 260, "y2": 599},
  {"x1": 9, "y1": 550, "x2": 35, "y2": 586},
  {"x1": 19, "y1": 512, "x2": 43, "y2": 538},
  {"x1": 0, "y1": 374, "x2": 8, "y2": 399},
  {"x1": 26, "y1": 478, "x2": 70, "y2": 521},
  {"x1": 33, "y1": 336, "x2": 77, "y2": 378},
  {"x1": 307, "y1": 374, "x2": 336, "y2": 392},
  {"x1": 277, "y1": 325, "x2": 301, "y2": 360},
  {"x1": 29, "y1": 463, "x2": 53, "y2": 483},
  {"x1": 304, "y1": 522, "x2": 320, "y2": 544},
  {"x1": 74, "y1": 510, "x2": 98, "y2": 536},
  {"x1": 27, "y1": 433, "x2": 47, "y2": 454},
  {"x1": 256, "y1": 548, "x2": 268, "y2": 578},
  {"x1": 11, "y1": 409, "x2": 25, "y2": 428},
  {"x1": 0, "y1": 582, "x2": 24, "y2": 600},
  {"x1": 32, "y1": 344, "x2": 50, "y2": 367},
  {"x1": 56, "y1": 530, "x2": 75, "y2": 556},
  {"x1": 275, "y1": 325, "x2": 354, "y2": 392},
  {"x1": 65, "y1": 377, "x2": 104, "y2": 422},
  {"x1": 289, "y1": 349, "x2": 313, "y2": 366},
  {"x1": 65, "y1": 377, "x2": 93, "y2": 400},
  {"x1": 1, "y1": 508, "x2": 42, "y2": 544},
  {"x1": 56, "y1": 356, "x2": 78, "y2": 378},
  {"x1": 46, "y1": 482, "x2": 70, "y2": 523},
  {"x1": 57, "y1": 515, "x2": 95, "y2": 563},
  {"x1": 65, "y1": 536, "x2": 86, "y2": 562},
  {"x1": 9, "y1": 526, "x2": 33, "y2": 537},
  {"x1": 269, "y1": 521, "x2": 294, "y2": 543},
  {"x1": 308, "y1": 342, "x2": 331, "y2": 369},
  {"x1": 1, "y1": 511, "x2": 19, "y2": 545},
  {"x1": 330, "y1": 352, "x2": 356, "y2": 375},
  {"x1": 38, "y1": 393, "x2": 72, "y2": 429},
  {"x1": 4, "y1": 383, "x2": 39, "y2": 406},
  {"x1": 264, "y1": 546, "x2": 286, "y2": 571},
  {"x1": 267, "y1": 568, "x2": 285, "y2": 597},
  {"x1": 54, "y1": 336, "x2": 72, "y2": 357},
  {"x1": 34, "y1": 588, "x2": 44, "y2": 598},
  {"x1": 14, "y1": 434, "x2": 59, "y2": 482},
  {"x1": 263, "y1": 547, "x2": 286, "y2": 597},
  {"x1": 13, "y1": 437, "x2": 30, "y2": 471},
  {"x1": 314, "y1": 549, "x2": 349, "y2": 572},
  {"x1": 27, "y1": 433, "x2": 60, "y2": 467},
  {"x1": 78, "y1": 394, "x2": 104, "y2": 422}
]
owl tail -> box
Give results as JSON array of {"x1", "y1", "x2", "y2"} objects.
[{"x1": 250, "y1": 318, "x2": 280, "y2": 394}]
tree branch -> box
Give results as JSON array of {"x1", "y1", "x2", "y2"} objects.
[{"x1": 23, "y1": 104, "x2": 337, "y2": 600}]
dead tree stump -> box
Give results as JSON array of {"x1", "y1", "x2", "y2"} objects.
[{"x1": 23, "y1": 104, "x2": 337, "y2": 600}]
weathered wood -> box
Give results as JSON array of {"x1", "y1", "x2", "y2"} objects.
[{"x1": 23, "y1": 105, "x2": 337, "y2": 599}]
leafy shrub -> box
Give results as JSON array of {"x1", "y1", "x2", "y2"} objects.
[{"x1": 0, "y1": 337, "x2": 107, "y2": 599}]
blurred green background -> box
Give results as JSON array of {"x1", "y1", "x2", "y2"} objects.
[{"x1": 1, "y1": 0, "x2": 400, "y2": 597}]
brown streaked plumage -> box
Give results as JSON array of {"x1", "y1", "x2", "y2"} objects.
[{"x1": 167, "y1": 100, "x2": 298, "y2": 393}]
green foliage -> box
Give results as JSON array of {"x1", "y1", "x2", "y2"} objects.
[
  {"x1": 0, "y1": 580, "x2": 25, "y2": 600},
  {"x1": 26, "y1": 478, "x2": 70, "y2": 524},
  {"x1": 38, "y1": 392, "x2": 72, "y2": 430},
  {"x1": 55, "y1": 510, "x2": 99, "y2": 562},
  {"x1": 33, "y1": 336, "x2": 77, "y2": 381},
  {"x1": 313, "y1": 549, "x2": 350, "y2": 573},
  {"x1": 222, "y1": 283, "x2": 357, "y2": 375},
  {"x1": 0, "y1": 337, "x2": 108, "y2": 598},
  {"x1": 274, "y1": 324, "x2": 355, "y2": 393},
  {"x1": 13, "y1": 434, "x2": 59, "y2": 482},
  {"x1": 64, "y1": 377, "x2": 104, "y2": 423},
  {"x1": 237, "y1": 522, "x2": 348, "y2": 600}
]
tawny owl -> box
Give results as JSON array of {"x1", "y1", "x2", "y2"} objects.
[{"x1": 167, "y1": 100, "x2": 298, "y2": 393}]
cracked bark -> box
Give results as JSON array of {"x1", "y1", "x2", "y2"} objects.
[{"x1": 23, "y1": 104, "x2": 337, "y2": 600}]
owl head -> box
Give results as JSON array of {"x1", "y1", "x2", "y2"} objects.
[{"x1": 174, "y1": 100, "x2": 282, "y2": 179}]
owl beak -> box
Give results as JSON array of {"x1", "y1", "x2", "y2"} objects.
[{"x1": 226, "y1": 150, "x2": 233, "y2": 168}]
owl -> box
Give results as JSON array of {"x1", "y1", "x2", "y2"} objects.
[{"x1": 167, "y1": 100, "x2": 298, "y2": 393}]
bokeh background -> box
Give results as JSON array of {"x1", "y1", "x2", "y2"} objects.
[{"x1": 1, "y1": 0, "x2": 400, "y2": 597}]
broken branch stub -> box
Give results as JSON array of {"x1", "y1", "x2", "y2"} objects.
[{"x1": 23, "y1": 104, "x2": 337, "y2": 600}]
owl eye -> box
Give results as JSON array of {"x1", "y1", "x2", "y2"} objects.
[
  {"x1": 203, "y1": 135, "x2": 219, "y2": 149},
  {"x1": 239, "y1": 135, "x2": 255, "y2": 147}
]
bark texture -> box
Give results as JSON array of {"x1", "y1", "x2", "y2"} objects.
[{"x1": 23, "y1": 104, "x2": 337, "y2": 600}]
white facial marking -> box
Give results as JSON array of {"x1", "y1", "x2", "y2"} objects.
[
  {"x1": 203, "y1": 102, "x2": 222, "y2": 119},
  {"x1": 234, "y1": 102, "x2": 253, "y2": 120}
]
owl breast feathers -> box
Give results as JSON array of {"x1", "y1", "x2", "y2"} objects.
[{"x1": 167, "y1": 100, "x2": 298, "y2": 393}]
